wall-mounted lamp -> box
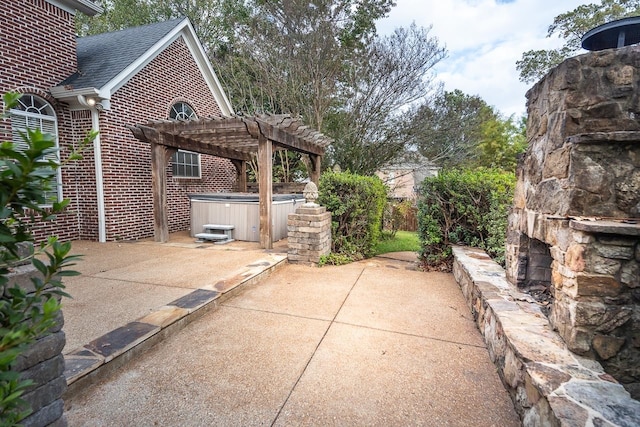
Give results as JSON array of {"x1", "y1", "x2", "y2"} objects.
[{"x1": 77, "y1": 94, "x2": 106, "y2": 111}]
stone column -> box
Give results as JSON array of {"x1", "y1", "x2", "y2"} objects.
[
  {"x1": 7, "y1": 258, "x2": 67, "y2": 427},
  {"x1": 287, "y1": 182, "x2": 331, "y2": 265}
]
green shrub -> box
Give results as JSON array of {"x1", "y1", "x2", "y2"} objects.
[
  {"x1": 318, "y1": 171, "x2": 387, "y2": 263},
  {"x1": 417, "y1": 168, "x2": 515, "y2": 270},
  {"x1": 0, "y1": 92, "x2": 93, "y2": 424}
]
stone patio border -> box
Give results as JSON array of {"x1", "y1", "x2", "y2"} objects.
[
  {"x1": 63, "y1": 254, "x2": 287, "y2": 399},
  {"x1": 452, "y1": 245, "x2": 640, "y2": 427}
]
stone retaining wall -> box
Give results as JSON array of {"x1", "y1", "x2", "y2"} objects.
[
  {"x1": 7, "y1": 264, "x2": 67, "y2": 427},
  {"x1": 453, "y1": 245, "x2": 640, "y2": 427}
]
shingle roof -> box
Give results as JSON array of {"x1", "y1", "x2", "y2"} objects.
[{"x1": 60, "y1": 18, "x2": 184, "y2": 89}]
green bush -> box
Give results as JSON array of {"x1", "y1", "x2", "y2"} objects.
[
  {"x1": 0, "y1": 92, "x2": 93, "y2": 424},
  {"x1": 417, "y1": 168, "x2": 515, "y2": 270},
  {"x1": 318, "y1": 171, "x2": 387, "y2": 263}
]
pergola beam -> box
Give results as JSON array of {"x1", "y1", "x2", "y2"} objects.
[{"x1": 128, "y1": 114, "x2": 330, "y2": 248}]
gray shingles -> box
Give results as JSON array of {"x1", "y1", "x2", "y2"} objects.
[{"x1": 60, "y1": 18, "x2": 184, "y2": 89}]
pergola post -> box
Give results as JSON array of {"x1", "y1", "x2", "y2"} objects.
[
  {"x1": 231, "y1": 159, "x2": 247, "y2": 192},
  {"x1": 309, "y1": 154, "x2": 322, "y2": 185},
  {"x1": 258, "y1": 134, "x2": 273, "y2": 249},
  {"x1": 150, "y1": 142, "x2": 170, "y2": 242}
]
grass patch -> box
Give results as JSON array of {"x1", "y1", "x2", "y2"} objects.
[{"x1": 374, "y1": 231, "x2": 420, "y2": 255}]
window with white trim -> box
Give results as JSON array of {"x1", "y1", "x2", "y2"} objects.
[
  {"x1": 169, "y1": 102, "x2": 201, "y2": 178},
  {"x1": 10, "y1": 95, "x2": 61, "y2": 205}
]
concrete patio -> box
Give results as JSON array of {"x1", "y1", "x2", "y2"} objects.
[{"x1": 59, "y1": 235, "x2": 519, "y2": 426}]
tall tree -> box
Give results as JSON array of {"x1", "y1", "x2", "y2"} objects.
[
  {"x1": 326, "y1": 24, "x2": 446, "y2": 174},
  {"x1": 409, "y1": 89, "x2": 493, "y2": 168},
  {"x1": 475, "y1": 114, "x2": 526, "y2": 172},
  {"x1": 75, "y1": 0, "x2": 249, "y2": 57},
  {"x1": 220, "y1": 0, "x2": 395, "y2": 131},
  {"x1": 516, "y1": 0, "x2": 640, "y2": 84}
]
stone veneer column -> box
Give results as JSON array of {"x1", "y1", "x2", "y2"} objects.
[
  {"x1": 287, "y1": 182, "x2": 331, "y2": 265},
  {"x1": 7, "y1": 257, "x2": 67, "y2": 427}
]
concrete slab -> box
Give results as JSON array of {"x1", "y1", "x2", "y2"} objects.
[
  {"x1": 275, "y1": 322, "x2": 519, "y2": 427},
  {"x1": 92, "y1": 246, "x2": 259, "y2": 289},
  {"x1": 65, "y1": 306, "x2": 330, "y2": 426},
  {"x1": 225, "y1": 263, "x2": 364, "y2": 320},
  {"x1": 64, "y1": 254, "x2": 519, "y2": 426},
  {"x1": 336, "y1": 263, "x2": 486, "y2": 347},
  {"x1": 62, "y1": 276, "x2": 191, "y2": 353}
]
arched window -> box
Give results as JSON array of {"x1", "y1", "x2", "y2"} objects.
[
  {"x1": 169, "y1": 102, "x2": 200, "y2": 178},
  {"x1": 10, "y1": 94, "x2": 61, "y2": 205}
]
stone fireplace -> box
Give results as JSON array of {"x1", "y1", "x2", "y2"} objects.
[{"x1": 506, "y1": 46, "x2": 640, "y2": 398}]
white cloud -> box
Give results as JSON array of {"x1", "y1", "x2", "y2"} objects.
[{"x1": 377, "y1": 0, "x2": 592, "y2": 116}]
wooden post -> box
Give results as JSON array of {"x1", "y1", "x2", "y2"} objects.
[
  {"x1": 231, "y1": 159, "x2": 247, "y2": 192},
  {"x1": 309, "y1": 154, "x2": 322, "y2": 185},
  {"x1": 258, "y1": 135, "x2": 273, "y2": 249},
  {"x1": 151, "y1": 142, "x2": 169, "y2": 242}
]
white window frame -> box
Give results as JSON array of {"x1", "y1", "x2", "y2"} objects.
[
  {"x1": 169, "y1": 102, "x2": 201, "y2": 179},
  {"x1": 10, "y1": 95, "x2": 62, "y2": 206}
]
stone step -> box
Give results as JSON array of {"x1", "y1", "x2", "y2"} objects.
[
  {"x1": 195, "y1": 232, "x2": 228, "y2": 241},
  {"x1": 203, "y1": 224, "x2": 234, "y2": 230}
]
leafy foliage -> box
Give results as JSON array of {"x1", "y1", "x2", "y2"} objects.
[
  {"x1": 417, "y1": 168, "x2": 516, "y2": 271},
  {"x1": 318, "y1": 171, "x2": 387, "y2": 263},
  {"x1": 475, "y1": 114, "x2": 526, "y2": 172},
  {"x1": 516, "y1": 0, "x2": 640, "y2": 83},
  {"x1": 410, "y1": 89, "x2": 493, "y2": 168},
  {"x1": 409, "y1": 89, "x2": 525, "y2": 171},
  {"x1": 0, "y1": 93, "x2": 90, "y2": 424},
  {"x1": 326, "y1": 24, "x2": 446, "y2": 174}
]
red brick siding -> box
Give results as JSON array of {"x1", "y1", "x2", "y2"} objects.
[
  {"x1": 0, "y1": 0, "x2": 77, "y2": 141},
  {"x1": 1, "y1": 4, "x2": 234, "y2": 242},
  {"x1": 100, "y1": 37, "x2": 234, "y2": 240}
]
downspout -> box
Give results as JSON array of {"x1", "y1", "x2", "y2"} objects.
[{"x1": 91, "y1": 108, "x2": 107, "y2": 242}]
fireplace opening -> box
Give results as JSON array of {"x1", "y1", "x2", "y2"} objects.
[{"x1": 524, "y1": 238, "x2": 554, "y2": 316}]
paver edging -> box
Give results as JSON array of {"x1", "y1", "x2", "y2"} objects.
[
  {"x1": 63, "y1": 254, "x2": 287, "y2": 399},
  {"x1": 452, "y1": 245, "x2": 640, "y2": 427}
]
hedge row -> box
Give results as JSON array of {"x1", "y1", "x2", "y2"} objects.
[
  {"x1": 318, "y1": 171, "x2": 387, "y2": 263},
  {"x1": 417, "y1": 168, "x2": 516, "y2": 270}
]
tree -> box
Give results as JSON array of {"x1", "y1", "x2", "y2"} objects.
[
  {"x1": 326, "y1": 24, "x2": 446, "y2": 175},
  {"x1": 75, "y1": 0, "x2": 250, "y2": 58},
  {"x1": 409, "y1": 89, "x2": 493, "y2": 168},
  {"x1": 220, "y1": 0, "x2": 395, "y2": 129},
  {"x1": 475, "y1": 114, "x2": 527, "y2": 172},
  {"x1": 516, "y1": 0, "x2": 640, "y2": 84}
]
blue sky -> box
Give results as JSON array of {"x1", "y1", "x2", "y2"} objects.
[{"x1": 376, "y1": 0, "x2": 591, "y2": 117}]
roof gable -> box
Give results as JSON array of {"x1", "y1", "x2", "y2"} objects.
[{"x1": 52, "y1": 18, "x2": 233, "y2": 115}]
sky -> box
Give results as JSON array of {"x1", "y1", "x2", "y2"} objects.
[{"x1": 376, "y1": 0, "x2": 592, "y2": 118}]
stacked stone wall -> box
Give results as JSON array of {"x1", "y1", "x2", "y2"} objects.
[
  {"x1": 287, "y1": 206, "x2": 331, "y2": 265},
  {"x1": 7, "y1": 261, "x2": 67, "y2": 427},
  {"x1": 507, "y1": 45, "x2": 640, "y2": 399}
]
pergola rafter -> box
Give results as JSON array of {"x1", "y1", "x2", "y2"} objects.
[{"x1": 128, "y1": 113, "x2": 332, "y2": 248}]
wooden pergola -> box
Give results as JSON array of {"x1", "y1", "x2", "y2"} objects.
[{"x1": 128, "y1": 114, "x2": 332, "y2": 249}]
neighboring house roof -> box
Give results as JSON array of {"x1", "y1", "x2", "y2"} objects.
[{"x1": 51, "y1": 18, "x2": 233, "y2": 115}]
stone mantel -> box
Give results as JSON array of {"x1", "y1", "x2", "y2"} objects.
[
  {"x1": 567, "y1": 131, "x2": 640, "y2": 144},
  {"x1": 570, "y1": 219, "x2": 640, "y2": 236}
]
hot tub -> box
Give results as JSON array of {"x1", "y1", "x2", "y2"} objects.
[{"x1": 189, "y1": 193, "x2": 305, "y2": 242}]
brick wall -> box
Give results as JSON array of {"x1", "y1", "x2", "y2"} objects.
[
  {"x1": 1, "y1": 3, "x2": 235, "y2": 242},
  {"x1": 0, "y1": 0, "x2": 87, "y2": 242},
  {"x1": 99, "y1": 37, "x2": 234, "y2": 240}
]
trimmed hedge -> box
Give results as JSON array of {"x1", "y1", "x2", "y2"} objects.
[
  {"x1": 318, "y1": 171, "x2": 387, "y2": 263},
  {"x1": 418, "y1": 168, "x2": 515, "y2": 270}
]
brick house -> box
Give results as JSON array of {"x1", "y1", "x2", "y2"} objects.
[{"x1": 0, "y1": 0, "x2": 236, "y2": 242}]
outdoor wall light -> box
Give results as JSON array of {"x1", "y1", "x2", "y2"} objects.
[{"x1": 77, "y1": 94, "x2": 105, "y2": 111}]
